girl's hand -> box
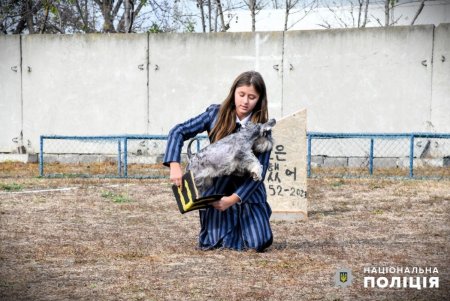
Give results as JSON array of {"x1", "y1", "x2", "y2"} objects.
[
  {"x1": 212, "y1": 194, "x2": 241, "y2": 212},
  {"x1": 169, "y1": 162, "x2": 183, "y2": 188}
]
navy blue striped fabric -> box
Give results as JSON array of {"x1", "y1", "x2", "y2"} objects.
[
  {"x1": 163, "y1": 104, "x2": 220, "y2": 166},
  {"x1": 163, "y1": 104, "x2": 273, "y2": 251}
]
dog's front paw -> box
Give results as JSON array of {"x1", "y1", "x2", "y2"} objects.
[
  {"x1": 251, "y1": 172, "x2": 262, "y2": 181},
  {"x1": 250, "y1": 165, "x2": 263, "y2": 181}
]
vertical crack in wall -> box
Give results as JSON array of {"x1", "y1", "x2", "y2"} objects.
[
  {"x1": 280, "y1": 30, "x2": 286, "y2": 117},
  {"x1": 146, "y1": 33, "x2": 150, "y2": 135},
  {"x1": 19, "y1": 35, "x2": 24, "y2": 147},
  {"x1": 428, "y1": 25, "x2": 435, "y2": 132}
]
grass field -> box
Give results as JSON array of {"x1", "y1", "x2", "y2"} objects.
[{"x1": 0, "y1": 163, "x2": 449, "y2": 300}]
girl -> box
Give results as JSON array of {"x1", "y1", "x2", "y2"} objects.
[{"x1": 163, "y1": 71, "x2": 273, "y2": 252}]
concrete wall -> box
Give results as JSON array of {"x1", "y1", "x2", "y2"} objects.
[
  {"x1": 0, "y1": 24, "x2": 449, "y2": 154},
  {"x1": 0, "y1": 35, "x2": 22, "y2": 152},
  {"x1": 431, "y1": 24, "x2": 450, "y2": 132},
  {"x1": 21, "y1": 34, "x2": 149, "y2": 137},
  {"x1": 283, "y1": 25, "x2": 434, "y2": 132},
  {"x1": 147, "y1": 32, "x2": 284, "y2": 134}
]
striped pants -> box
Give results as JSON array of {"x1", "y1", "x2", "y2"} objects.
[{"x1": 198, "y1": 201, "x2": 273, "y2": 252}]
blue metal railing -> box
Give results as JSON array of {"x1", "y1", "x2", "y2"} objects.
[
  {"x1": 39, "y1": 135, "x2": 208, "y2": 178},
  {"x1": 306, "y1": 132, "x2": 450, "y2": 179},
  {"x1": 39, "y1": 133, "x2": 450, "y2": 179}
]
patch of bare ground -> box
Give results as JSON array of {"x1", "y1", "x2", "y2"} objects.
[{"x1": 0, "y1": 169, "x2": 448, "y2": 300}]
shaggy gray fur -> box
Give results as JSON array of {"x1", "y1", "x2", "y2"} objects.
[{"x1": 187, "y1": 119, "x2": 276, "y2": 195}]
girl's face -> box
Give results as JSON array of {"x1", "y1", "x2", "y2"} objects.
[{"x1": 234, "y1": 84, "x2": 260, "y2": 120}]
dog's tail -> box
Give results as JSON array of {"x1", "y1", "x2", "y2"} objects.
[{"x1": 187, "y1": 137, "x2": 201, "y2": 159}]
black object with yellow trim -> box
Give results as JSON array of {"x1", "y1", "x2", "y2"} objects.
[{"x1": 172, "y1": 171, "x2": 224, "y2": 214}]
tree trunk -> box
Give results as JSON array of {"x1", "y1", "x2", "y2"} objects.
[
  {"x1": 25, "y1": 0, "x2": 35, "y2": 34},
  {"x1": 97, "y1": 0, "x2": 116, "y2": 32},
  {"x1": 39, "y1": 2, "x2": 51, "y2": 34},
  {"x1": 284, "y1": 0, "x2": 289, "y2": 31},
  {"x1": 384, "y1": 0, "x2": 389, "y2": 27},
  {"x1": 250, "y1": 0, "x2": 256, "y2": 32},
  {"x1": 214, "y1": 5, "x2": 218, "y2": 31},
  {"x1": 411, "y1": 0, "x2": 426, "y2": 25},
  {"x1": 75, "y1": 0, "x2": 90, "y2": 32},
  {"x1": 362, "y1": 0, "x2": 369, "y2": 27},
  {"x1": 124, "y1": 0, "x2": 130, "y2": 32},
  {"x1": 198, "y1": 0, "x2": 206, "y2": 32},
  {"x1": 207, "y1": 0, "x2": 212, "y2": 32},
  {"x1": 357, "y1": 0, "x2": 362, "y2": 27},
  {"x1": 215, "y1": 0, "x2": 225, "y2": 31},
  {"x1": 121, "y1": 0, "x2": 134, "y2": 32}
]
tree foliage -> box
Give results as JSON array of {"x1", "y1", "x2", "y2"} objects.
[
  {"x1": 0, "y1": 0, "x2": 196, "y2": 34},
  {"x1": 0, "y1": 0, "x2": 429, "y2": 34}
]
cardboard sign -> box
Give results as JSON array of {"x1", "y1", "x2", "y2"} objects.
[{"x1": 267, "y1": 109, "x2": 308, "y2": 220}]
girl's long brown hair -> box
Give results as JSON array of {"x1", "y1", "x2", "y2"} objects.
[{"x1": 209, "y1": 71, "x2": 269, "y2": 143}]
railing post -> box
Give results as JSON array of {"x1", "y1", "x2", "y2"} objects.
[
  {"x1": 307, "y1": 134, "x2": 312, "y2": 177},
  {"x1": 118, "y1": 139, "x2": 122, "y2": 177},
  {"x1": 409, "y1": 134, "x2": 414, "y2": 178},
  {"x1": 39, "y1": 136, "x2": 44, "y2": 177},
  {"x1": 124, "y1": 137, "x2": 128, "y2": 178},
  {"x1": 369, "y1": 138, "x2": 374, "y2": 175}
]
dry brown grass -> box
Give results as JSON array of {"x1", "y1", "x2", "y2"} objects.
[
  {"x1": 0, "y1": 164, "x2": 449, "y2": 300},
  {"x1": 0, "y1": 162, "x2": 171, "y2": 179},
  {"x1": 311, "y1": 166, "x2": 450, "y2": 178}
]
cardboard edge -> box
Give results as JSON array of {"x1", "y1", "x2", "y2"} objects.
[
  {"x1": 275, "y1": 108, "x2": 307, "y2": 123},
  {"x1": 271, "y1": 210, "x2": 308, "y2": 221}
]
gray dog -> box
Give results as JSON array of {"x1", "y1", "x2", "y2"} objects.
[{"x1": 187, "y1": 119, "x2": 276, "y2": 195}]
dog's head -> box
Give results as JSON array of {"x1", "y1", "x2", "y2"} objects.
[
  {"x1": 260, "y1": 119, "x2": 276, "y2": 136},
  {"x1": 251, "y1": 118, "x2": 276, "y2": 153},
  {"x1": 245, "y1": 119, "x2": 276, "y2": 134}
]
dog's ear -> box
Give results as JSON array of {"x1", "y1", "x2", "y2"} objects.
[
  {"x1": 268, "y1": 119, "x2": 276, "y2": 127},
  {"x1": 261, "y1": 119, "x2": 276, "y2": 134}
]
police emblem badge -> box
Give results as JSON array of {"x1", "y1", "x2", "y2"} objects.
[{"x1": 334, "y1": 268, "x2": 353, "y2": 288}]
